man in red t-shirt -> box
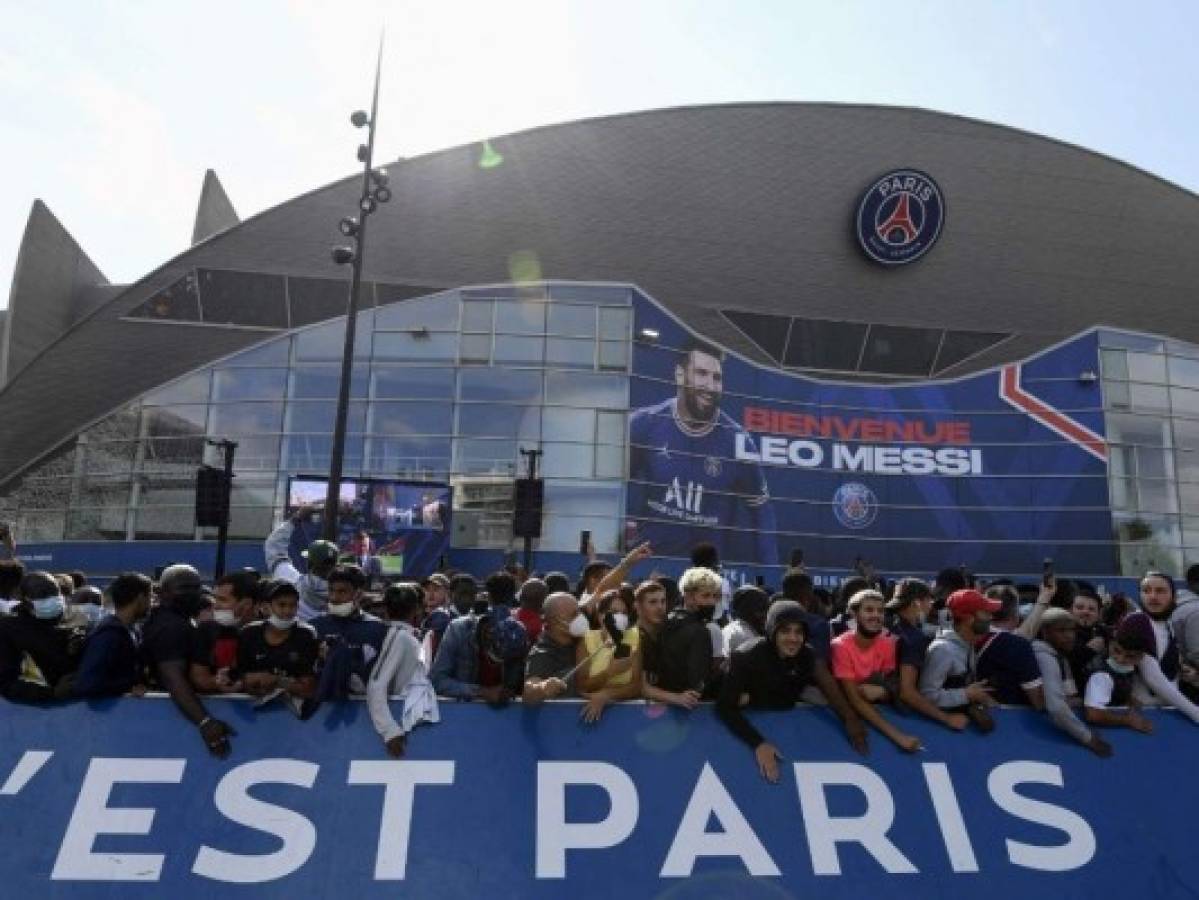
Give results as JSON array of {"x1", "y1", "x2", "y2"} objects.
[{"x1": 830, "y1": 589, "x2": 921, "y2": 753}]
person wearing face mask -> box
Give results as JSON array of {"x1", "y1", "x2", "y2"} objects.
[
  {"x1": 72, "y1": 573, "x2": 152, "y2": 698},
  {"x1": 718, "y1": 601, "x2": 869, "y2": 782},
  {"x1": 310, "y1": 566, "x2": 432, "y2": 756},
  {"x1": 141, "y1": 564, "x2": 237, "y2": 757},
  {"x1": 428, "y1": 600, "x2": 528, "y2": 703},
  {"x1": 1083, "y1": 618, "x2": 1157, "y2": 734},
  {"x1": 886, "y1": 578, "x2": 968, "y2": 732},
  {"x1": 189, "y1": 573, "x2": 259, "y2": 695},
  {"x1": 1110, "y1": 581, "x2": 1199, "y2": 723},
  {"x1": 576, "y1": 589, "x2": 643, "y2": 723},
  {"x1": 0, "y1": 571, "x2": 81, "y2": 702},
  {"x1": 524, "y1": 592, "x2": 590, "y2": 704},
  {"x1": 651, "y1": 567, "x2": 724, "y2": 701},
  {"x1": 263, "y1": 503, "x2": 341, "y2": 622},
  {"x1": 236, "y1": 581, "x2": 319, "y2": 710},
  {"x1": 722, "y1": 586, "x2": 771, "y2": 656},
  {"x1": 919, "y1": 589, "x2": 1000, "y2": 734}
]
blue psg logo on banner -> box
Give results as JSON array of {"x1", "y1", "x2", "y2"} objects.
[
  {"x1": 855, "y1": 169, "x2": 945, "y2": 266},
  {"x1": 833, "y1": 481, "x2": 878, "y2": 529}
]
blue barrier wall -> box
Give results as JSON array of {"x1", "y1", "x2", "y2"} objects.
[{"x1": 1, "y1": 699, "x2": 1196, "y2": 898}]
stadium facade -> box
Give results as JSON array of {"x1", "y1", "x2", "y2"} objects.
[{"x1": 2, "y1": 103, "x2": 1197, "y2": 585}]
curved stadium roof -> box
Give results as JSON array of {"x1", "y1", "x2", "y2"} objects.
[{"x1": 3, "y1": 101, "x2": 1198, "y2": 487}]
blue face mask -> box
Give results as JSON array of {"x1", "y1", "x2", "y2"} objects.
[{"x1": 31, "y1": 597, "x2": 65, "y2": 620}]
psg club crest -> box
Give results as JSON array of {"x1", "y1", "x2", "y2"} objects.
[
  {"x1": 855, "y1": 169, "x2": 945, "y2": 266},
  {"x1": 833, "y1": 482, "x2": 878, "y2": 530}
]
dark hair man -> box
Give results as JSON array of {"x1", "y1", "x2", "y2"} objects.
[
  {"x1": 579, "y1": 543, "x2": 653, "y2": 614},
  {"x1": 723, "y1": 585, "x2": 771, "y2": 655},
  {"x1": 429, "y1": 603, "x2": 528, "y2": 703},
  {"x1": 448, "y1": 573, "x2": 478, "y2": 617},
  {"x1": 72, "y1": 573, "x2": 152, "y2": 698},
  {"x1": 637, "y1": 580, "x2": 696, "y2": 709},
  {"x1": 718, "y1": 600, "x2": 868, "y2": 782},
  {"x1": 1083, "y1": 617, "x2": 1157, "y2": 734},
  {"x1": 524, "y1": 593, "x2": 588, "y2": 703},
  {"x1": 0, "y1": 559, "x2": 26, "y2": 614},
  {"x1": 310, "y1": 566, "x2": 432, "y2": 756},
  {"x1": 484, "y1": 570, "x2": 518, "y2": 608},
  {"x1": 1173, "y1": 563, "x2": 1199, "y2": 701},
  {"x1": 543, "y1": 571, "x2": 571, "y2": 595},
  {"x1": 190, "y1": 571, "x2": 260, "y2": 695},
  {"x1": 651, "y1": 567, "x2": 723, "y2": 700},
  {"x1": 515, "y1": 578, "x2": 548, "y2": 643},
  {"x1": 831, "y1": 590, "x2": 921, "y2": 753},
  {"x1": 142, "y1": 564, "x2": 236, "y2": 757},
  {"x1": 237, "y1": 581, "x2": 318, "y2": 711},
  {"x1": 627, "y1": 338, "x2": 778, "y2": 566},
  {"x1": 886, "y1": 578, "x2": 968, "y2": 732},
  {"x1": 0, "y1": 571, "x2": 80, "y2": 702},
  {"x1": 380, "y1": 583, "x2": 424, "y2": 629},
  {"x1": 263, "y1": 503, "x2": 341, "y2": 620},
  {"x1": 1034, "y1": 607, "x2": 1113, "y2": 757},
  {"x1": 919, "y1": 589, "x2": 1000, "y2": 732},
  {"x1": 779, "y1": 568, "x2": 832, "y2": 659}
]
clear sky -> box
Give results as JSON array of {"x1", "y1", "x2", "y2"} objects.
[{"x1": 2, "y1": 0, "x2": 1196, "y2": 307}]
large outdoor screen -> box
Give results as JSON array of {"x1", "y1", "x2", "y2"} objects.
[{"x1": 285, "y1": 477, "x2": 452, "y2": 578}]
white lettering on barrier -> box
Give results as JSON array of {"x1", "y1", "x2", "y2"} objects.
[
  {"x1": 51, "y1": 757, "x2": 186, "y2": 882},
  {"x1": 348, "y1": 760, "x2": 456, "y2": 880},
  {"x1": 536, "y1": 762, "x2": 639, "y2": 879},
  {"x1": 794, "y1": 762, "x2": 918, "y2": 875},
  {"x1": 192, "y1": 759, "x2": 319, "y2": 883},
  {"x1": 922, "y1": 762, "x2": 979, "y2": 872},
  {"x1": 987, "y1": 761, "x2": 1096, "y2": 872},
  {"x1": 660, "y1": 763, "x2": 780, "y2": 877}
]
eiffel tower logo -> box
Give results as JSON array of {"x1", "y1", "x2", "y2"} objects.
[{"x1": 876, "y1": 192, "x2": 921, "y2": 246}]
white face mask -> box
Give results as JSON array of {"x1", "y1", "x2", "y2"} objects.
[
  {"x1": 610, "y1": 613, "x2": 629, "y2": 633},
  {"x1": 328, "y1": 601, "x2": 355, "y2": 618},
  {"x1": 269, "y1": 613, "x2": 296, "y2": 630},
  {"x1": 1107, "y1": 656, "x2": 1136, "y2": 675},
  {"x1": 213, "y1": 609, "x2": 237, "y2": 627},
  {"x1": 568, "y1": 613, "x2": 590, "y2": 637}
]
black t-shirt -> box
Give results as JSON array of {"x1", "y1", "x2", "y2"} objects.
[
  {"x1": 237, "y1": 622, "x2": 319, "y2": 678},
  {"x1": 191, "y1": 621, "x2": 242, "y2": 673},
  {"x1": 141, "y1": 606, "x2": 196, "y2": 673},
  {"x1": 894, "y1": 620, "x2": 932, "y2": 670}
]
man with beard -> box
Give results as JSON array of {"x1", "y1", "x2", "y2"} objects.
[
  {"x1": 627, "y1": 337, "x2": 777, "y2": 565},
  {"x1": 919, "y1": 589, "x2": 1000, "y2": 733},
  {"x1": 718, "y1": 600, "x2": 868, "y2": 782},
  {"x1": 831, "y1": 590, "x2": 922, "y2": 753}
]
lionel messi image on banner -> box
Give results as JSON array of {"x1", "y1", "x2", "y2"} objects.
[{"x1": 627, "y1": 337, "x2": 778, "y2": 565}]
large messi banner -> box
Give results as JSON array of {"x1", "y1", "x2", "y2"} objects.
[
  {"x1": 1, "y1": 699, "x2": 1196, "y2": 898},
  {"x1": 626, "y1": 297, "x2": 1114, "y2": 575}
]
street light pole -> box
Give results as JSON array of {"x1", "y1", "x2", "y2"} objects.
[{"x1": 323, "y1": 36, "x2": 391, "y2": 541}]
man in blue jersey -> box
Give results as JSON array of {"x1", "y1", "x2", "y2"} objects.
[{"x1": 628, "y1": 337, "x2": 778, "y2": 565}]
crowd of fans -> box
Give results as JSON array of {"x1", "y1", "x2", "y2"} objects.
[{"x1": 2, "y1": 515, "x2": 1199, "y2": 781}]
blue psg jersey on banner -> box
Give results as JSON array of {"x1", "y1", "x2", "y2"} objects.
[{"x1": 628, "y1": 398, "x2": 779, "y2": 564}]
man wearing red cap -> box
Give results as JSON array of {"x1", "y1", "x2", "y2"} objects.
[{"x1": 919, "y1": 589, "x2": 999, "y2": 731}]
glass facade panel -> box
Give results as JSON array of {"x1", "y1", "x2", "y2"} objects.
[
  {"x1": 458, "y1": 369, "x2": 542, "y2": 405},
  {"x1": 373, "y1": 331, "x2": 458, "y2": 362},
  {"x1": 496, "y1": 301, "x2": 546, "y2": 335},
  {"x1": 546, "y1": 338, "x2": 595, "y2": 368},
  {"x1": 371, "y1": 367, "x2": 456, "y2": 399},
  {"x1": 213, "y1": 368, "x2": 288, "y2": 401},
  {"x1": 2, "y1": 283, "x2": 633, "y2": 556},
  {"x1": 1127, "y1": 351, "x2": 1167, "y2": 384},
  {"x1": 493, "y1": 335, "x2": 544, "y2": 365},
  {"x1": 548, "y1": 304, "x2": 596, "y2": 338}
]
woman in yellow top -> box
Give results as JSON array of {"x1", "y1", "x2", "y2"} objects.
[{"x1": 576, "y1": 588, "x2": 643, "y2": 723}]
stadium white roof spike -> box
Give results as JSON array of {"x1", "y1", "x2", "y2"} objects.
[{"x1": 191, "y1": 169, "x2": 240, "y2": 246}]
